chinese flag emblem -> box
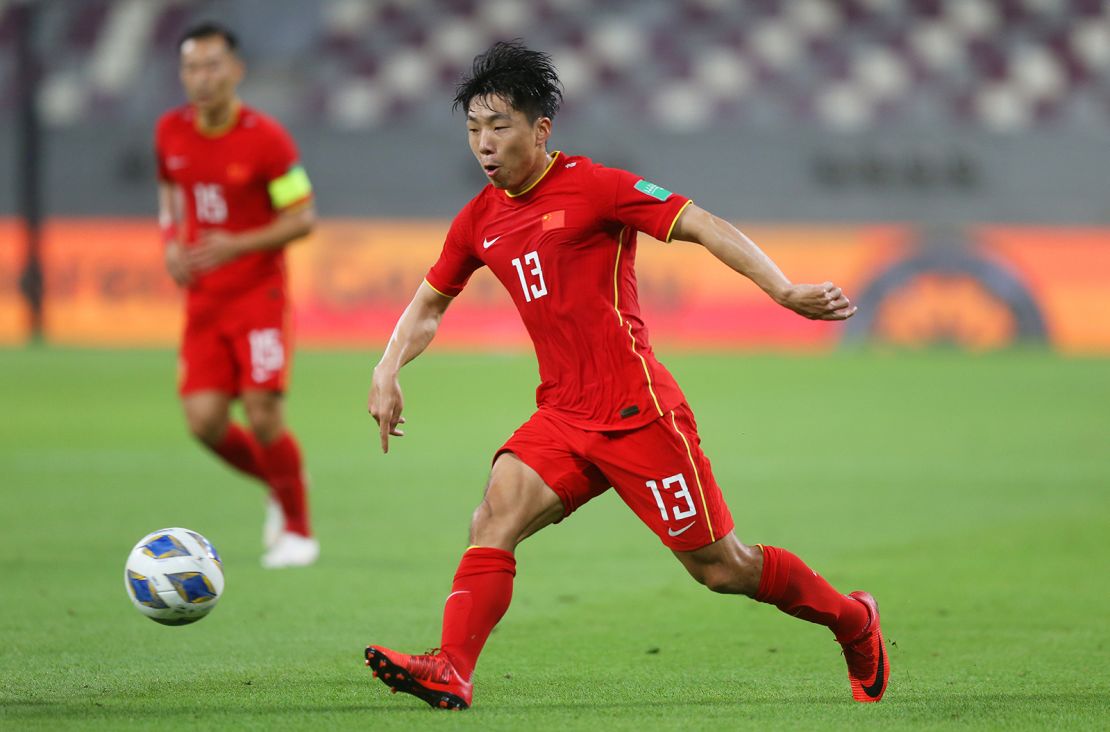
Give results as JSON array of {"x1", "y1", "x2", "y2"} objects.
[
  {"x1": 226, "y1": 163, "x2": 250, "y2": 183},
  {"x1": 541, "y1": 210, "x2": 565, "y2": 230}
]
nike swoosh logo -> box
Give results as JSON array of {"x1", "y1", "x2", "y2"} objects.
[
  {"x1": 861, "y1": 638, "x2": 886, "y2": 699},
  {"x1": 667, "y1": 521, "x2": 696, "y2": 537},
  {"x1": 482, "y1": 235, "x2": 501, "y2": 249}
]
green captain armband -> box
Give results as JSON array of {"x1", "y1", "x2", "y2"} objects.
[{"x1": 268, "y1": 165, "x2": 313, "y2": 210}]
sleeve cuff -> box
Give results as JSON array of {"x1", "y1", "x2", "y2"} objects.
[
  {"x1": 663, "y1": 199, "x2": 694, "y2": 243},
  {"x1": 423, "y1": 278, "x2": 457, "y2": 298}
]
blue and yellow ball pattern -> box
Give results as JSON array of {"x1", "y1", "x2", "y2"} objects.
[{"x1": 124, "y1": 527, "x2": 224, "y2": 626}]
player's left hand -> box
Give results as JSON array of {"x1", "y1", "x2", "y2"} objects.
[
  {"x1": 779, "y1": 282, "x2": 858, "y2": 320},
  {"x1": 188, "y1": 231, "x2": 244, "y2": 271}
]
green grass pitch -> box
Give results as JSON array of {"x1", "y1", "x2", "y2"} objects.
[{"x1": 1, "y1": 347, "x2": 1107, "y2": 730}]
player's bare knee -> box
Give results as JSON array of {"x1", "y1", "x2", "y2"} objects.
[
  {"x1": 468, "y1": 495, "x2": 520, "y2": 548},
  {"x1": 247, "y1": 414, "x2": 282, "y2": 445},
  {"x1": 687, "y1": 557, "x2": 751, "y2": 595},
  {"x1": 469, "y1": 456, "x2": 558, "y2": 549},
  {"x1": 185, "y1": 409, "x2": 227, "y2": 446},
  {"x1": 468, "y1": 498, "x2": 495, "y2": 538},
  {"x1": 701, "y1": 565, "x2": 745, "y2": 594},
  {"x1": 724, "y1": 542, "x2": 763, "y2": 597},
  {"x1": 182, "y1": 393, "x2": 233, "y2": 446},
  {"x1": 677, "y1": 534, "x2": 762, "y2": 596},
  {"x1": 242, "y1": 392, "x2": 284, "y2": 444}
]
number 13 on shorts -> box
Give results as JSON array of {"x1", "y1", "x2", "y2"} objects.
[{"x1": 647, "y1": 473, "x2": 697, "y2": 522}]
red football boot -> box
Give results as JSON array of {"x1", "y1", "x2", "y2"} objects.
[
  {"x1": 840, "y1": 591, "x2": 890, "y2": 703},
  {"x1": 364, "y1": 645, "x2": 472, "y2": 710}
]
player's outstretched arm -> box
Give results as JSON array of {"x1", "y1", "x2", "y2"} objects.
[
  {"x1": 670, "y1": 204, "x2": 857, "y2": 321},
  {"x1": 368, "y1": 281, "x2": 454, "y2": 453}
]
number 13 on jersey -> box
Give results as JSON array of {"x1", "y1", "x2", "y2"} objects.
[{"x1": 511, "y1": 251, "x2": 548, "y2": 302}]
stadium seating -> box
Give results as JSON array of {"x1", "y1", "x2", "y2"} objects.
[{"x1": 6, "y1": 0, "x2": 1109, "y2": 132}]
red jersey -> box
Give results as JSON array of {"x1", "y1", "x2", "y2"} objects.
[
  {"x1": 154, "y1": 103, "x2": 312, "y2": 310},
  {"x1": 426, "y1": 152, "x2": 693, "y2": 431}
]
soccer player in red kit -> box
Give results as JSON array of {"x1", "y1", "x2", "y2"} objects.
[
  {"x1": 365, "y1": 42, "x2": 889, "y2": 708},
  {"x1": 155, "y1": 22, "x2": 318, "y2": 568}
]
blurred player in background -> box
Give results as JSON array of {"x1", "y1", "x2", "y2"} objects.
[
  {"x1": 364, "y1": 42, "x2": 888, "y2": 708},
  {"x1": 155, "y1": 22, "x2": 318, "y2": 568}
]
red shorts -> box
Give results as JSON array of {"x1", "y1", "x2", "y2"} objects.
[
  {"x1": 496, "y1": 403, "x2": 735, "y2": 551},
  {"x1": 179, "y1": 295, "x2": 291, "y2": 396}
]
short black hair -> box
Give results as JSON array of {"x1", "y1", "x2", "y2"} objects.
[
  {"x1": 453, "y1": 40, "x2": 563, "y2": 121},
  {"x1": 179, "y1": 21, "x2": 239, "y2": 53}
]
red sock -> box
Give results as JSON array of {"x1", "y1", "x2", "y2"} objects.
[
  {"x1": 755, "y1": 545, "x2": 868, "y2": 643},
  {"x1": 440, "y1": 547, "x2": 516, "y2": 680},
  {"x1": 210, "y1": 423, "x2": 267, "y2": 482},
  {"x1": 259, "y1": 431, "x2": 311, "y2": 537}
]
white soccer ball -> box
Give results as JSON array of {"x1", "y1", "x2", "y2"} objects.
[{"x1": 124, "y1": 528, "x2": 224, "y2": 626}]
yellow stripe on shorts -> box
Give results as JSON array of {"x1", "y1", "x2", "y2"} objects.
[{"x1": 669, "y1": 410, "x2": 715, "y2": 542}]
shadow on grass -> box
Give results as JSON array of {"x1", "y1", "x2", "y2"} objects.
[{"x1": 6, "y1": 689, "x2": 1108, "y2": 720}]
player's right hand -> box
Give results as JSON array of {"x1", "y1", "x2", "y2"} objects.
[
  {"x1": 163, "y1": 242, "x2": 194, "y2": 286},
  {"x1": 368, "y1": 369, "x2": 406, "y2": 454}
]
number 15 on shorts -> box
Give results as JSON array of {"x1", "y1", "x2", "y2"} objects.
[{"x1": 647, "y1": 473, "x2": 697, "y2": 523}]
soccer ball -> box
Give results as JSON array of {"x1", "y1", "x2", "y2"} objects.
[{"x1": 124, "y1": 528, "x2": 224, "y2": 626}]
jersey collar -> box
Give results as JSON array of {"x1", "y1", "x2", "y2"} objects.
[
  {"x1": 194, "y1": 99, "x2": 242, "y2": 138},
  {"x1": 505, "y1": 150, "x2": 561, "y2": 199}
]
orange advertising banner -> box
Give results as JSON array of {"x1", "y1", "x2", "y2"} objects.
[
  {"x1": 0, "y1": 218, "x2": 1106, "y2": 352},
  {"x1": 0, "y1": 219, "x2": 29, "y2": 344},
  {"x1": 976, "y1": 227, "x2": 1110, "y2": 353},
  {"x1": 39, "y1": 220, "x2": 184, "y2": 346}
]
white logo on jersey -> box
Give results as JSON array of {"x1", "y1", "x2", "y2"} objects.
[
  {"x1": 564, "y1": 161, "x2": 577, "y2": 168},
  {"x1": 167, "y1": 156, "x2": 188, "y2": 170},
  {"x1": 667, "y1": 522, "x2": 696, "y2": 537},
  {"x1": 248, "y1": 328, "x2": 285, "y2": 382},
  {"x1": 482, "y1": 235, "x2": 502, "y2": 249}
]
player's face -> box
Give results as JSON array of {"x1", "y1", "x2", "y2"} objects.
[
  {"x1": 179, "y1": 36, "x2": 243, "y2": 113},
  {"x1": 466, "y1": 95, "x2": 551, "y2": 192}
]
